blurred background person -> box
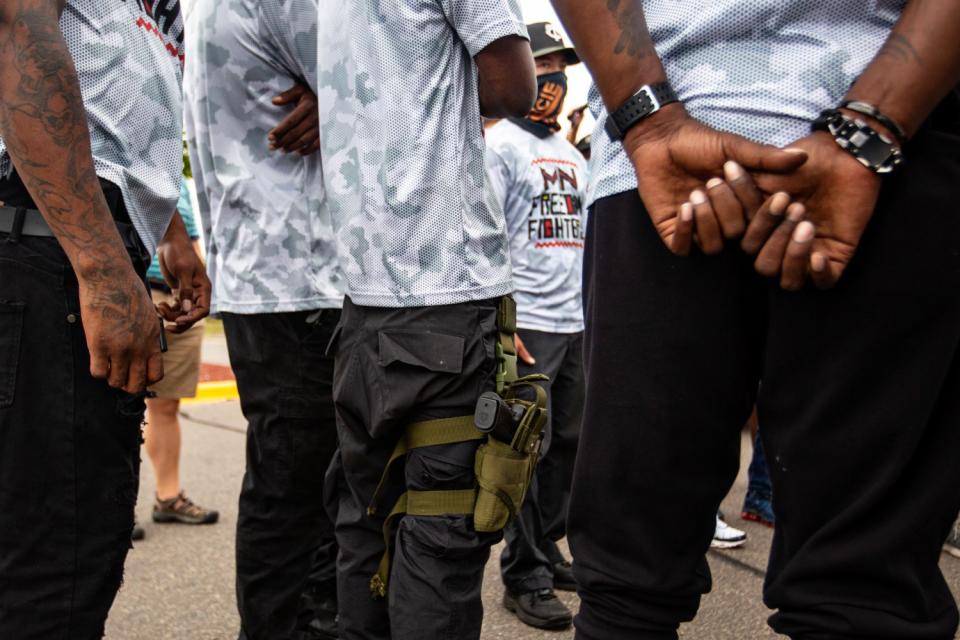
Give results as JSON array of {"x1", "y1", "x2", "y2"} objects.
[
  {"x1": 486, "y1": 21, "x2": 587, "y2": 632},
  {"x1": 138, "y1": 178, "x2": 218, "y2": 539}
]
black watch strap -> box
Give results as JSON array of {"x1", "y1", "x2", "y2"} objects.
[{"x1": 605, "y1": 81, "x2": 679, "y2": 141}]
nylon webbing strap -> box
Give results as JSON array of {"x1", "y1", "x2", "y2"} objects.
[
  {"x1": 370, "y1": 489, "x2": 477, "y2": 598},
  {"x1": 496, "y1": 296, "x2": 518, "y2": 394},
  {"x1": 368, "y1": 416, "x2": 482, "y2": 516}
]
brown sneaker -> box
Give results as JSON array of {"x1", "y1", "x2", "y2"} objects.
[{"x1": 152, "y1": 491, "x2": 219, "y2": 525}]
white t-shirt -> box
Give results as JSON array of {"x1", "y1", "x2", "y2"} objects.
[
  {"x1": 0, "y1": 0, "x2": 185, "y2": 254},
  {"x1": 487, "y1": 120, "x2": 588, "y2": 333}
]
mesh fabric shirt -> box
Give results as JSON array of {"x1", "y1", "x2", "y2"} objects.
[
  {"x1": 316, "y1": 0, "x2": 527, "y2": 307},
  {"x1": 486, "y1": 120, "x2": 588, "y2": 333},
  {"x1": 0, "y1": 0, "x2": 185, "y2": 255},
  {"x1": 587, "y1": 0, "x2": 905, "y2": 207},
  {"x1": 184, "y1": 0, "x2": 344, "y2": 315}
]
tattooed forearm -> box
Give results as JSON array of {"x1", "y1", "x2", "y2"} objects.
[
  {"x1": 876, "y1": 32, "x2": 924, "y2": 66},
  {"x1": 606, "y1": 0, "x2": 654, "y2": 60},
  {"x1": 0, "y1": 0, "x2": 130, "y2": 271}
]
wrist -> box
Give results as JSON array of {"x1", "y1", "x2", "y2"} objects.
[
  {"x1": 621, "y1": 102, "x2": 688, "y2": 153},
  {"x1": 74, "y1": 245, "x2": 138, "y2": 282}
]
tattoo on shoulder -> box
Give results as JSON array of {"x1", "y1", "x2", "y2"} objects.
[
  {"x1": 606, "y1": 0, "x2": 653, "y2": 60},
  {"x1": 877, "y1": 32, "x2": 924, "y2": 66}
]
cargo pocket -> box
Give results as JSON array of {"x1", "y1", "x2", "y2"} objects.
[
  {"x1": 377, "y1": 330, "x2": 465, "y2": 415},
  {"x1": 0, "y1": 301, "x2": 25, "y2": 409}
]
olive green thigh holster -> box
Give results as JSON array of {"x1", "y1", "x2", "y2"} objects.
[{"x1": 367, "y1": 297, "x2": 548, "y2": 598}]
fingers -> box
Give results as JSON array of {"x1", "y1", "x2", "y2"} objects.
[
  {"x1": 156, "y1": 301, "x2": 182, "y2": 323},
  {"x1": 146, "y1": 350, "x2": 164, "y2": 387},
  {"x1": 271, "y1": 84, "x2": 306, "y2": 107},
  {"x1": 515, "y1": 334, "x2": 535, "y2": 365},
  {"x1": 107, "y1": 352, "x2": 130, "y2": 390},
  {"x1": 125, "y1": 356, "x2": 148, "y2": 395},
  {"x1": 270, "y1": 101, "x2": 317, "y2": 152},
  {"x1": 810, "y1": 251, "x2": 842, "y2": 290},
  {"x1": 670, "y1": 202, "x2": 694, "y2": 256},
  {"x1": 301, "y1": 138, "x2": 321, "y2": 156},
  {"x1": 741, "y1": 192, "x2": 790, "y2": 255},
  {"x1": 722, "y1": 135, "x2": 808, "y2": 173},
  {"x1": 705, "y1": 177, "x2": 746, "y2": 239},
  {"x1": 779, "y1": 221, "x2": 815, "y2": 291},
  {"x1": 291, "y1": 126, "x2": 320, "y2": 155},
  {"x1": 690, "y1": 189, "x2": 723, "y2": 255},
  {"x1": 754, "y1": 203, "x2": 805, "y2": 278},
  {"x1": 90, "y1": 345, "x2": 109, "y2": 380},
  {"x1": 723, "y1": 161, "x2": 764, "y2": 219}
]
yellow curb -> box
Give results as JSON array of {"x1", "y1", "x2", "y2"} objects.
[{"x1": 182, "y1": 380, "x2": 239, "y2": 405}]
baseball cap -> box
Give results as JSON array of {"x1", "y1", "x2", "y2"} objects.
[{"x1": 527, "y1": 21, "x2": 580, "y2": 65}]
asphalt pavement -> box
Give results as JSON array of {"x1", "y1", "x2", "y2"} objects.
[{"x1": 104, "y1": 338, "x2": 960, "y2": 639}]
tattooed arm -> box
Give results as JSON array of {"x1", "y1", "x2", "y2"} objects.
[
  {"x1": 0, "y1": 0, "x2": 163, "y2": 392},
  {"x1": 548, "y1": 0, "x2": 806, "y2": 255}
]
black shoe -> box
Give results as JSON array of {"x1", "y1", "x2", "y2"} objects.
[
  {"x1": 503, "y1": 588, "x2": 572, "y2": 631},
  {"x1": 131, "y1": 524, "x2": 145, "y2": 541},
  {"x1": 552, "y1": 560, "x2": 576, "y2": 592},
  {"x1": 297, "y1": 586, "x2": 338, "y2": 640}
]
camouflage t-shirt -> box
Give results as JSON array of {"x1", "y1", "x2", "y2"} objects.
[
  {"x1": 184, "y1": 0, "x2": 344, "y2": 315},
  {"x1": 0, "y1": 0, "x2": 185, "y2": 255},
  {"x1": 588, "y1": 0, "x2": 905, "y2": 206},
  {"x1": 487, "y1": 120, "x2": 588, "y2": 333},
  {"x1": 316, "y1": 0, "x2": 527, "y2": 308}
]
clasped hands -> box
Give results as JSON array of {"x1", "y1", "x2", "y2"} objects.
[{"x1": 623, "y1": 104, "x2": 883, "y2": 290}]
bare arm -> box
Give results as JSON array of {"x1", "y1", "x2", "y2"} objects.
[
  {"x1": 846, "y1": 0, "x2": 960, "y2": 139},
  {"x1": 0, "y1": 0, "x2": 162, "y2": 392},
  {"x1": 475, "y1": 35, "x2": 536, "y2": 119}
]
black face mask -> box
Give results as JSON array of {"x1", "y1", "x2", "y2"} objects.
[{"x1": 526, "y1": 71, "x2": 568, "y2": 133}]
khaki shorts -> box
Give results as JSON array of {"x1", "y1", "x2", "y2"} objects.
[{"x1": 149, "y1": 289, "x2": 204, "y2": 399}]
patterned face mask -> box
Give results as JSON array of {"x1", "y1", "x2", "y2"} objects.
[{"x1": 527, "y1": 71, "x2": 568, "y2": 133}]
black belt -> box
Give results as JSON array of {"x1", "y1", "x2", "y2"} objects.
[{"x1": 0, "y1": 206, "x2": 55, "y2": 237}]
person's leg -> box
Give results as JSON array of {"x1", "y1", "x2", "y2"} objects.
[
  {"x1": 538, "y1": 331, "x2": 584, "y2": 556},
  {"x1": 760, "y1": 113, "x2": 960, "y2": 640},
  {"x1": 500, "y1": 329, "x2": 566, "y2": 597},
  {"x1": 224, "y1": 309, "x2": 341, "y2": 640},
  {"x1": 145, "y1": 397, "x2": 182, "y2": 500},
  {"x1": 332, "y1": 299, "x2": 503, "y2": 640},
  {"x1": 0, "y1": 234, "x2": 142, "y2": 640},
  {"x1": 741, "y1": 430, "x2": 774, "y2": 527},
  {"x1": 570, "y1": 190, "x2": 763, "y2": 640}
]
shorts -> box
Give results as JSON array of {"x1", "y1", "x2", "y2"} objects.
[{"x1": 149, "y1": 289, "x2": 204, "y2": 400}]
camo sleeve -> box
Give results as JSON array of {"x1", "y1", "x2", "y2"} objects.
[{"x1": 437, "y1": 0, "x2": 528, "y2": 57}]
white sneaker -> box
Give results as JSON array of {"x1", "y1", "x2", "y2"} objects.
[{"x1": 711, "y1": 514, "x2": 747, "y2": 549}]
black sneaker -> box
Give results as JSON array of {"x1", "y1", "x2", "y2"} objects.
[
  {"x1": 131, "y1": 523, "x2": 145, "y2": 541},
  {"x1": 152, "y1": 491, "x2": 219, "y2": 525},
  {"x1": 503, "y1": 588, "x2": 572, "y2": 631},
  {"x1": 552, "y1": 560, "x2": 576, "y2": 592}
]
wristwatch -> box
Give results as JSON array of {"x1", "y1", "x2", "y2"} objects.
[
  {"x1": 605, "y1": 81, "x2": 679, "y2": 141},
  {"x1": 812, "y1": 109, "x2": 904, "y2": 174}
]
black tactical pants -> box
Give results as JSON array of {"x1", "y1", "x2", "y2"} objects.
[
  {"x1": 0, "y1": 230, "x2": 145, "y2": 640},
  {"x1": 223, "y1": 310, "x2": 341, "y2": 640},
  {"x1": 331, "y1": 297, "x2": 502, "y2": 640},
  {"x1": 569, "y1": 101, "x2": 960, "y2": 640},
  {"x1": 501, "y1": 329, "x2": 584, "y2": 593}
]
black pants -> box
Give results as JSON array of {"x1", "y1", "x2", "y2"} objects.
[
  {"x1": 501, "y1": 329, "x2": 584, "y2": 592},
  {"x1": 223, "y1": 310, "x2": 341, "y2": 640},
  {"x1": 0, "y1": 233, "x2": 146, "y2": 639},
  {"x1": 331, "y1": 297, "x2": 502, "y2": 640},
  {"x1": 570, "y1": 113, "x2": 960, "y2": 639}
]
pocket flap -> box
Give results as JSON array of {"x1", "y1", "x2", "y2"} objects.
[{"x1": 378, "y1": 330, "x2": 464, "y2": 374}]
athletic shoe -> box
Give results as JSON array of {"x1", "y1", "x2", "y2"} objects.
[
  {"x1": 741, "y1": 490, "x2": 775, "y2": 528},
  {"x1": 503, "y1": 588, "x2": 573, "y2": 631},
  {"x1": 553, "y1": 560, "x2": 577, "y2": 592},
  {"x1": 152, "y1": 491, "x2": 219, "y2": 525},
  {"x1": 711, "y1": 514, "x2": 747, "y2": 549},
  {"x1": 131, "y1": 522, "x2": 145, "y2": 541},
  {"x1": 944, "y1": 519, "x2": 960, "y2": 559}
]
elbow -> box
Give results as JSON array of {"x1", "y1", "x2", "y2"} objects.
[{"x1": 480, "y1": 76, "x2": 537, "y2": 119}]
